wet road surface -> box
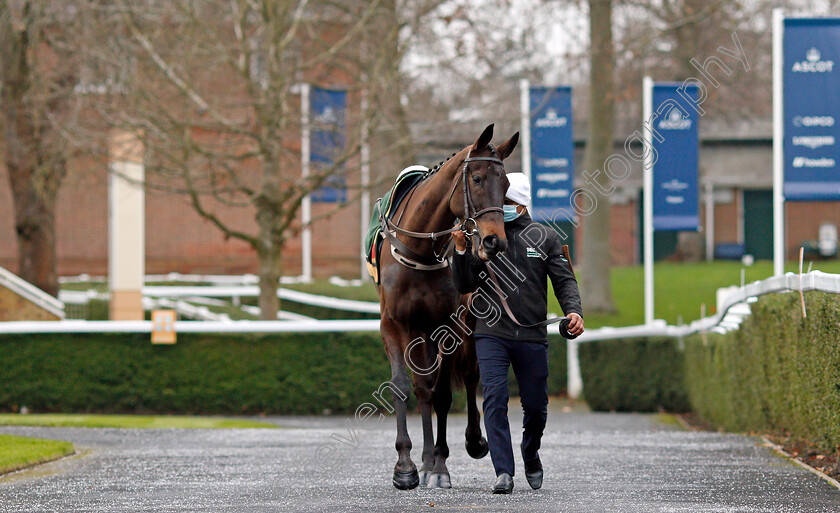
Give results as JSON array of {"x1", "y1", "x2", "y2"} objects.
[{"x1": 1, "y1": 408, "x2": 838, "y2": 512}]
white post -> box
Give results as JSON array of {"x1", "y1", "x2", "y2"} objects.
[
  {"x1": 643, "y1": 76, "x2": 655, "y2": 325},
  {"x1": 773, "y1": 8, "x2": 785, "y2": 277},
  {"x1": 566, "y1": 339, "x2": 583, "y2": 400},
  {"x1": 705, "y1": 181, "x2": 714, "y2": 261},
  {"x1": 737, "y1": 188, "x2": 745, "y2": 245},
  {"x1": 360, "y1": 89, "x2": 371, "y2": 281},
  {"x1": 519, "y1": 78, "x2": 533, "y2": 212},
  {"x1": 108, "y1": 130, "x2": 145, "y2": 321},
  {"x1": 300, "y1": 82, "x2": 313, "y2": 283}
]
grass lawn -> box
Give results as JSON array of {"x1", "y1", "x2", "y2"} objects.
[
  {"x1": 284, "y1": 280, "x2": 380, "y2": 302},
  {"x1": 0, "y1": 414, "x2": 276, "y2": 429},
  {"x1": 0, "y1": 434, "x2": 75, "y2": 475}
]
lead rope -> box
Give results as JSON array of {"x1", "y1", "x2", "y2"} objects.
[{"x1": 481, "y1": 250, "x2": 578, "y2": 339}]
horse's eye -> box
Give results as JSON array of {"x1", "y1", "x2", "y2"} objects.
[{"x1": 472, "y1": 175, "x2": 481, "y2": 184}]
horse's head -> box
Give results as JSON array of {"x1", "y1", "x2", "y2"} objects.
[{"x1": 453, "y1": 124, "x2": 519, "y2": 261}]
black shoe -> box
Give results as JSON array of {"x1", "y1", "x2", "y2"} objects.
[
  {"x1": 524, "y1": 458, "x2": 543, "y2": 490},
  {"x1": 493, "y1": 473, "x2": 514, "y2": 494}
]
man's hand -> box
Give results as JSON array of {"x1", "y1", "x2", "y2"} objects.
[
  {"x1": 452, "y1": 224, "x2": 467, "y2": 252},
  {"x1": 567, "y1": 313, "x2": 584, "y2": 336}
]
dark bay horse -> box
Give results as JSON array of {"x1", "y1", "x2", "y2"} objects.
[{"x1": 377, "y1": 124, "x2": 519, "y2": 489}]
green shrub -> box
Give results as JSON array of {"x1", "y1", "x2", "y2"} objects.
[
  {"x1": 0, "y1": 333, "x2": 395, "y2": 415},
  {"x1": 578, "y1": 337, "x2": 690, "y2": 412},
  {"x1": 0, "y1": 332, "x2": 568, "y2": 415},
  {"x1": 684, "y1": 291, "x2": 840, "y2": 450}
]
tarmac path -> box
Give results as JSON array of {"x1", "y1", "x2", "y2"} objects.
[{"x1": 1, "y1": 407, "x2": 838, "y2": 512}]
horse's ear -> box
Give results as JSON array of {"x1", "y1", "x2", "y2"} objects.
[
  {"x1": 472, "y1": 124, "x2": 494, "y2": 151},
  {"x1": 496, "y1": 132, "x2": 519, "y2": 160}
]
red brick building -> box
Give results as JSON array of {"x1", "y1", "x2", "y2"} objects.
[{"x1": 2, "y1": 117, "x2": 837, "y2": 280}]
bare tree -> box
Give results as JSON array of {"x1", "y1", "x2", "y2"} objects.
[
  {"x1": 579, "y1": 0, "x2": 617, "y2": 314},
  {"x1": 402, "y1": 0, "x2": 586, "y2": 134},
  {"x1": 0, "y1": 0, "x2": 81, "y2": 296},
  {"x1": 616, "y1": 0, "x2": 770, "y2": 124},
  {"x1": 80, "y1": 0, "x2": 411, "y2": 319}
]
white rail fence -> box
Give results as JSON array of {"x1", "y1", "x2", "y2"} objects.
[
  {"x1": 0, "y1": 266, "x2": 65, "y2": 319},
  {"x1": 8, "y1": 271, "x2": 840, "y2": 399},
  {"x1": 59, "y1": 285, "x2": 379, "y2": 320}
]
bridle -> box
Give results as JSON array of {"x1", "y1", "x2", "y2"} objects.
[
  {"x1": 449, "y1": 150, "x2": 505, "y2": 237},
  {"x1": 381, "y1": 150, "x2": 579, "y2": 337},
  {"x1": 381, "y1": 149, "x2": 505, "y2": 269}
]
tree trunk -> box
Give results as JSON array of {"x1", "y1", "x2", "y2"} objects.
[
  {"x1": 11, "y1": 172, "x2": 60, "y2": 296},
  {"x1": 580, "y1": 0, "x2": 617, "y2": 314},
  {"x1": 257, "y1": 243, "x2": 282, "y2": 321},
  {"x1": 1, "y1": 21, "x2": 64, "y2": 297}
]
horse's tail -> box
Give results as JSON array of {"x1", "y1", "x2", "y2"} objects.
[
  {"x1": 448, "y1": 300, "x2": 478, "y2": 390},
  {"x1": 448, "y1": 343, "x2": 471, "y2": 390}
]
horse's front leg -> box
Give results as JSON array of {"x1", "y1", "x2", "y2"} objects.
[
  {"x1": 427, "y1": 357, "x2": 452, "y2": 488},
  {"x1": 382, "y1": 318, "x2": 419, "y2": 490},
  {"x1": 415, "y1": 375, "x2": 435, "y2": 487}
]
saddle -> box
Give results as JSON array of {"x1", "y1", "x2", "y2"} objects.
[{"x1": 365, "y1": 165, "x2": 429, "y2": 284}]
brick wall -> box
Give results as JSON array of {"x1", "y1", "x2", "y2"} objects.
[
  {"x1": 5, "y1": 162, "x2": 835, "y2": 278},
  {"x1": 786, "y1": 201, "x2": 840, "y2": 259},
  {"x1": 0, "y1": 154, "x2": 365, "y2": 279}
]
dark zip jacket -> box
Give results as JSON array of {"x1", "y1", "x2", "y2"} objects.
[{"x1": 451, "y1": 212, "x2": 583, "y2": 342}]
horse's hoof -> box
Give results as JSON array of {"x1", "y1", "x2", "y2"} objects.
[
  {"x1": 393, "y1": 469, "x2": 420, "y2": 490},
  {"x1": 426, "y1": 472, "x2": 451, "y2": 489},
  {"x1": 419, "y1": 469, "x2": 431, "y2": 487},
  {"x1": 466, "y1": 437, "x2": 489, "y2": 459}
]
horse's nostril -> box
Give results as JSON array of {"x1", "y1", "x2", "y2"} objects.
[{"x1": 482, "y1": 235, "x2": 499, "y2": 251}]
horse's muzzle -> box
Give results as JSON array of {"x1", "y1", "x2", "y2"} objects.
[{"x1": 481, "y1": 234, "x2": 507, "y2": 256}]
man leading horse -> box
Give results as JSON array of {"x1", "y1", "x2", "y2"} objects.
[{"x1": 452, "y1": 172, "x2": 584, "y2": 494}]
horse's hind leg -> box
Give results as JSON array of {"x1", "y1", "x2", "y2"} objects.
[
  {"x1": 463, "y1": 337, "x2": 489, "y2": 459},
  {"x1": 427, "y1": 358, "x2": 452, "y2": 488},
  {"x1": 382, "y1": 317, "x2": 419, "y2": 490}
]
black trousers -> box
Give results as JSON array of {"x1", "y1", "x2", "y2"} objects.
[{"x1": 475, "y1": 335, "x2": 549, "y2": 477}]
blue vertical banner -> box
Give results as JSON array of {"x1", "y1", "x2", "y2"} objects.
[
  {"x1": 783, "y1": 18, "x2": 840, "y2": 201},
  {"x1": 529, "y1": 86, "x2": 575, "y2": 222},
  {"x1": 311, "y1": 87, "x2": 347, "y2": 203},
  {"x1": 652, "y1": 83, "x2": 700, "y2": 231}
]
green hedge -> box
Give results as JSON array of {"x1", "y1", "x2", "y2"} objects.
[
  {"x1": 0, "y1": 333, "x2": 568, "y2": 415},
  {"x1": 684, "y1": 291, "x2": 840, "y2": 450},
  {"x1": 0, "y1": 333, "x2": 394, "y2": 415},
  {"x1": 578, "y1": 337, "x2": 690, "y2": 412}
]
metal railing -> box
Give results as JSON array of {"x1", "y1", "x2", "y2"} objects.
[
  {"x1": 0, "y1": 267, "x2": 65, "y2": 319},
  {"x1": 7, "y1": 270, "x2": 839, "y2": 399},
  {"x1": 8, "y1": 270, "x2": 835, "y2": 337}
]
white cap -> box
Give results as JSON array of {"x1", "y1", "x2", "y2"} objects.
[{"x1": 505, "y1": 172, "x2": 531, "y2": 206}]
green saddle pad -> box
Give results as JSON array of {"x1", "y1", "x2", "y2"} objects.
[{"x1": 364, "y1": 166, "x2": 429, "y2": 281}]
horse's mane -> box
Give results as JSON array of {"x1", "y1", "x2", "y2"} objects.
[
  {"x1": 428, "y1": 143, "x2": 497, "y2": 175},
  {"x1": 428, "y1": 152, "x2": 458, "y2": 175}
]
